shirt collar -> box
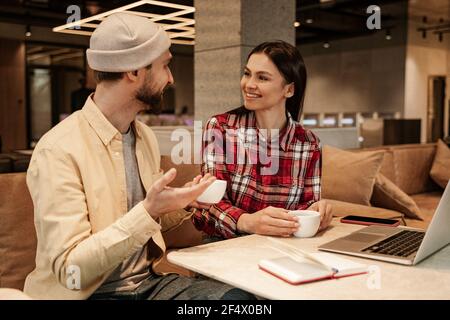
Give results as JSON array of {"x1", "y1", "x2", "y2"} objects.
[
  {"x1": 81, "y1": 94, "x2": 142, "y2": 146},
  {"x1": 242, "y1": 111, "x2": 296, "y2": 152}
]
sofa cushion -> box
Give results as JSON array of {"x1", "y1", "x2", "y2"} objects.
[
  {"x1": 371, "y1": 174, "x2": 423, "y2": 220},
  {"x1": 0, "y1": 173, "x2": 36, "y2": 290},
  {"x1": 161, "y1": 156, "x2": 200, "y2": 188},
  {"x1": 324, "y1": 199, "x2": 404, "y2": 221},
  {"x1": 378, "y1": 149, "x2": 396, "y2": 183},
  {"x1": 430, "y1": 139, "x2": 450, "y2": 189},
  {"x1": 405, "y1": 191, "x2": 443, "y2": 229},
  {"x1": 392, "y1": 144, "x2": 437, "y2": 195},
  {"x1": 322, "y1": 145, "x2": 384, "y2": 206}
]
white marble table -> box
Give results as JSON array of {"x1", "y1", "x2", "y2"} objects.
[{"x1": 167, "y1": 220, "x2": 450, "y2": 300}]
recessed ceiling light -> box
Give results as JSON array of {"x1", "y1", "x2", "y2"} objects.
[
  {"x1": 294, "y1": 21, "x2": 300, "y2": 27},
  {"x1": 323, "y1": 41, "x2": 330, "y2": 48},
  {"x1": 306, "y1": 18, "x2": 313, "y2": 24}
]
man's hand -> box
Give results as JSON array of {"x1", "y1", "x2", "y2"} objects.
[
  {"x1": 184, "y1": 174, "x2": 214, "y2": 211},
  {"x1": 236, "y1": 206, "x2": 299, "y2": 237},
  {"x1": 307, "y1": 200, "x2": 332, "y2": 231},
  {"x1": 143, "y1": 168, "x2": 216, "y2": 219}
]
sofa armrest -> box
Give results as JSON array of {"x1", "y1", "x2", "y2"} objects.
[
  {"x1": 154, "y1": 215, "x2": 204, "y2": 278},
  {"x1": 162, "y1": 214, "x2": 204, "y2": 249}
]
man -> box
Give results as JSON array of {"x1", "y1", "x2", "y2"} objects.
[{"x1": 24, "y1": 12, "x2": 254, "y2": 300}]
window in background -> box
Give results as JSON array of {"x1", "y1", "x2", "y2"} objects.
[
  {"x1": 29, "y1": 68, "x2": 51, "y2": 143},
  {"x1": 301, "y1": 113, "x2": 319, "y2": 127},
  {"x1": 341, "y1": 113, "x2": 356, "y2": 127},
  {"x1": 323, "y1": 113, "x2": 338, "y2": 127},
  {"x1": 26, "y1": 43, "x2": 86, "y2": 147},
  {"x1": 361, "y1": 112, "x2": 376, "y2": 120}
]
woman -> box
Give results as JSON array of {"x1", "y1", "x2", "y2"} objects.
[{"x1": 192, "y1": 40, "x2": 332, "y2": 239}]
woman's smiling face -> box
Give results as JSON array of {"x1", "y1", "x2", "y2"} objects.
[{"x1": 241, "y1": 52, "x2": 293, "y2": 113}]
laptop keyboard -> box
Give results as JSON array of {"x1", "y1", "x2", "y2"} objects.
[{"x1": 362, "y1": 230, "x2": 425, "y2": 257}]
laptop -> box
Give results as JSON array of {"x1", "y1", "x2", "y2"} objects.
[{"x1": 319, "y1": 182, "x2": 450, "y2": 265}]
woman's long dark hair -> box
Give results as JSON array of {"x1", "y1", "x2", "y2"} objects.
[{"x1": 234, "y1": 40, "x2": 307, "y2": 121}]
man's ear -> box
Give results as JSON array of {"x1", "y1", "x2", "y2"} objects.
[{"x1": 125, "y1": 70, "x2": 139, "y2": 82}]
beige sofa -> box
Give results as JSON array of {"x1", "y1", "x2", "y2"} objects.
[
  {"x1": 162, "y1": 143, "x2": 442, "y2": 229},
  {"x1": 0, "y1": 143, "x2": 443, "y2": 295},
  {"x1": 353, "y1": 143, "x2": 442, "y2": 229}
]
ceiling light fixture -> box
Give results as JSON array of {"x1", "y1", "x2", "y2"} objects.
[
  {"x1": 323, "y1": 41, "x2": 330, "y2": 49},
  {"x1": 385, "y1": 29, "x2": 392, "y2": 40},
  {"x1": 53, "y1": 0, "x2": 195, "y2": 45},
  {"x1": 25, "y1": 25, "x2": 31, "y2": 37},
  {"x1": 294, "y1": 21, "x2": 300, "y2": 27},
  {"x1": 306, "y1": 18, "x2": 314, "y2": 24},
  {"x1": 417, "y1": 16, "x2": 450, "y2": 43}
]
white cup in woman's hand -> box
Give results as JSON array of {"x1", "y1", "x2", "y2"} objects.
[
  {"x1": 289, "y1": 210, "x2": 321, "y2": 238},
  {"x1": 196, "y1": 179, "x2": 227, "y2": 203}
]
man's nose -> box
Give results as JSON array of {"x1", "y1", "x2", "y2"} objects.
[{"x1": 168, "y1": 68, "x2": 174, "y2": 85}]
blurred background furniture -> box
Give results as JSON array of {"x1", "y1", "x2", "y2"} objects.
[
  {"x1": 444, "y1": 136, "x2": 450, "y2": 147},
  {"x1": 0, "y1": 152, "x2": 31, "y2": 173},
  {"x1": 0, "y1": 154, "x2": 12, "y2": 173},
  {"x1": 360, "y1": 119, "x2": 384, "y2": 148},
  {"x1": 383, "y1": 119, "x2": 421, "y2": 145}
]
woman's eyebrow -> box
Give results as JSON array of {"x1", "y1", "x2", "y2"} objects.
[{"x1": 244, "y1": 67, "x2": 273, "y2": 76}]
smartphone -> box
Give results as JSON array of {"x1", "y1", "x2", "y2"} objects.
[{"x1": 340, "y1": 215, "x2": 400, "y2": 227}]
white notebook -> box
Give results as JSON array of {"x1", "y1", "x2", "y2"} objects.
[{"x1": 259, "y1": 252, "x2": 368, "y2": 285}]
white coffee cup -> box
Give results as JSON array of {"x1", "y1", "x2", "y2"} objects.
[
  {"x1": 289, "y1": 210, "x2": 321, "y2": 238},
  {"x1": 196, "y1": 179, "x2": 227, "y2": 204}
]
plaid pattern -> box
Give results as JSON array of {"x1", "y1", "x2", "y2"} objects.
[{"x1": 192, "y1": 110, "x2": 322, "y2": 239}]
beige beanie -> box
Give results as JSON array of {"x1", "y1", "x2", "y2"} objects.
[{"x1": 86, "y1": 12, "x2": 171, "y2": 72}]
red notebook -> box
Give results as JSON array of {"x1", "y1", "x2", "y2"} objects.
[{"x1": 259, "y1": 252, "x2": 368, "y2": 285}]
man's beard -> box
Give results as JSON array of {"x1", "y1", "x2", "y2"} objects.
[{"x1": 135, "y1": 84, "x2": 164, "y2": 114}]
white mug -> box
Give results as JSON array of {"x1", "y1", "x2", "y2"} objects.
[
  {"x1": 196, "y1": 179, "x2": 227, "y2": 204},
  {"x1": 289, "y1": 210, "x2": 321, "y2": 238}
]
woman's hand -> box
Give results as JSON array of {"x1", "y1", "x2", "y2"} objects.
[
  {"x1": 184, "y1": 174, "x2": 214, "y2": 211},
  {"x1": 307, "y1": 200, "x2": 332, "y2": 231},
  {"x1": 236, "y1": 206, "x2": 299, "y2": 237}
]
